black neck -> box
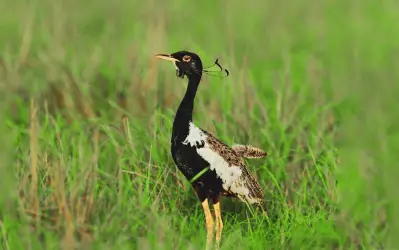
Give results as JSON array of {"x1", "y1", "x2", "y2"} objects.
[{"x1": 172, "y1": 74, "x2": 201, "y2": 140}]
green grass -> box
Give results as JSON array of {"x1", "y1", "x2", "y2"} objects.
[{"x1": 1, "y1": 0, "x2": 398, "y2": 249}]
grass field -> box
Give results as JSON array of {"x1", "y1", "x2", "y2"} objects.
[{"x1": 1, "y1": 0, "x2": 399, "y2": 249}]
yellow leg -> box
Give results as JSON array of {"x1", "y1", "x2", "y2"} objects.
[
  {"x1": 214, "y1": 202, "x2": 223, "y2": 250},
  {"x1": 202, "y1": 199, "x2": 214, "y2": 250}
]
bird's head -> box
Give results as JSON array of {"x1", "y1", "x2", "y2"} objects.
[{"x1": 155, "y1": 51, "x2": 203, "y2": 79}]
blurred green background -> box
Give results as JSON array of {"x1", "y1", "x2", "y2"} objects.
[{"x1": 1, "y1": 0, "x2": 398, "y2": 249}]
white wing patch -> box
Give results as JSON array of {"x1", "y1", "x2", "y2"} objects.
[
  {"x1": 198, "y1": 146, "x2": 252, "y2": 198},
  {"x1": 183, "y1": 123, "x2": 252, "y2": 199},
  {"x1": 182, "y1": 122, "x2": 206, "y2": 147},
  {"x1": 183, "y1": 122, "x2": 257, "y2": 203},
  {"x1": 197, "y1": 147, "x2": 241, "y2": 187}
]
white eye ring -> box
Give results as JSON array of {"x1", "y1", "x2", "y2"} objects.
[{"x1": 183, "y1": 55, "x2": 191, "y2": 62}]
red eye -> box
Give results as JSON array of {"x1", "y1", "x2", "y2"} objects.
[{"x1": 183, "y1": 55, "x2": 191, "y2": 62}]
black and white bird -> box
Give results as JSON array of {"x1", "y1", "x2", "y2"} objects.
[{"x1": 155, "y1": 51, "x2": 267, "y2": 250}]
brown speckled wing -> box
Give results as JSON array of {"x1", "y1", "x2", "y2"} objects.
[
  {"x1": 201, "y1": 130, "x2": 244, "y2": 167},
  {"x1": 232, "y1": 144, "x2": 268, "y2": 159}
]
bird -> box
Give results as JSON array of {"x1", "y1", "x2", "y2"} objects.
[{"x1": 155, "y1": 51, "x2": 267, "y2": 250}]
